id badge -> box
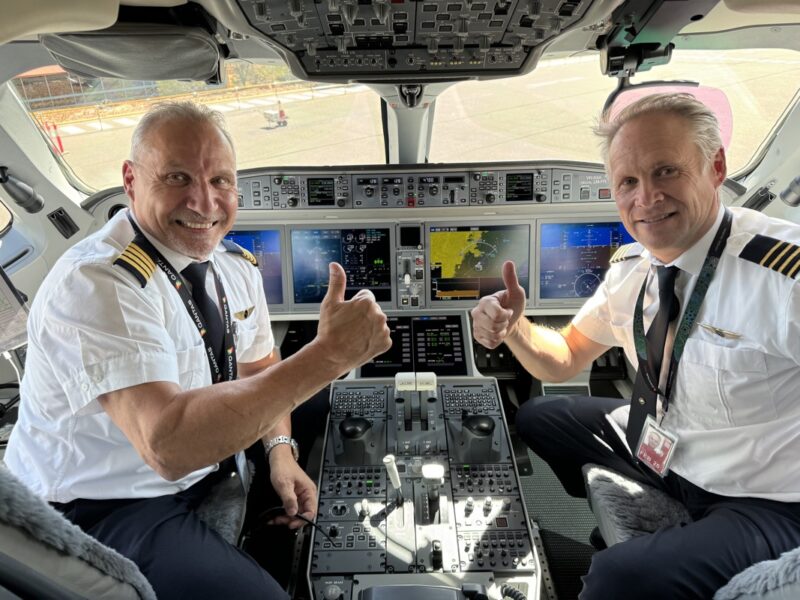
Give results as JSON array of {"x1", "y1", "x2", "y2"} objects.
[{"x1": 636, "y1": 415, "x2": 679, "y2": 477}]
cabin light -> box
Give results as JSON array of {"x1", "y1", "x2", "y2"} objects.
[
  {"x1": 0, "y1": 166, "x2": 44, "y2": 213},
  {"x1": 483, "y1": 211, "x2": 497, "y2": 215}
]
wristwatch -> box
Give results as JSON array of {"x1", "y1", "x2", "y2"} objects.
[{"x1": 264, "y1": 435, "x2": 300, "y2": 462}]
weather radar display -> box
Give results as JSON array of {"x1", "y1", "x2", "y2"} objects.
[
  {"x1": 429, "y1": 224, "x2": 530, "y2": 302},
  {"x1": 538, "y1": 222, "x2": 634, "y2": 300}
]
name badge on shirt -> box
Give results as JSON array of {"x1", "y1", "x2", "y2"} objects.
[{"x1": 636, "y1": 415, "x2": 679, "y2": 477}]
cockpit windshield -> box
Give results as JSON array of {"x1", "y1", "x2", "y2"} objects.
[
  {"x1": 6, "y1": 48, "x2": 800, "y2": 196},
  {"x1": 430, "y1": 49, "x2": 800, "y2": 172}
]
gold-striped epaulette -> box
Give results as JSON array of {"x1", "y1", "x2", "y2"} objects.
[
  {"x1": 609, "y1": 243, "x2": 643, "y2": 264},
  {"x1": 738, "y1": 234, "x2": 800, "y2": 280},
  {"x1": 221, "y1": 239, "x2": 259, "y2": 267},
  {"x1": 113, "y1": 234, "x2": 155, "y2": 287}
]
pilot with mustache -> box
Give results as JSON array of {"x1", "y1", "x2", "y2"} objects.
[
  {"x1": 472, "y1": 93, "x2": 800, "y2": 599},
  {"x1": 4, "y1": 102, "x2": 392, "y2": 599}
]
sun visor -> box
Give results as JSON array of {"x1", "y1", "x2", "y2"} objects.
[{"x1": 39, "y1": 23, "x2": 222, "y2": 83}]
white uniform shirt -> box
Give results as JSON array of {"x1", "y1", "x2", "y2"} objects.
[
  {"x1": 575, "y1": 206, "x2": 800, "y2": 501},
  {"x1": 4, "y1": 210, "x2": 274, "y2": 503}
]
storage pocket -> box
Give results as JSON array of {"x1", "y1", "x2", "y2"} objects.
[
  {"x1": 175, "y1": 343, "x2": 209, "y2": 389},
  {"x1": 680, "y1": 338, "x2": 774, "y2": 426}
]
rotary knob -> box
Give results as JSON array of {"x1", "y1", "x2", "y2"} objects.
[
  {"x1": 323, "y1": 584, "x2": 344, "y2": 600},
  {"x1": 287, "y1": 197, "x2": 299, "y2": 207}
]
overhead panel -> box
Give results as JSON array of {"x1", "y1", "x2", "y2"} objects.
[{"x1": 235, "y1": 0, "x2": 592, "y2": 79}]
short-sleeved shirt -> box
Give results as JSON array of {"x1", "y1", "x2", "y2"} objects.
[
  {"x1": 574, "y1": 206, "x2": 800, "y2": 501},
  {"x1": 4, "y1": 210, "x2": 274, "y2": 503}
]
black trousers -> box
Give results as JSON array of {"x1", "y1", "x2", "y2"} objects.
[
  {"x1": 53, "y1": 390, "x2": 330, "y2": 600},
  {"x1": 516, "y1": 395, "x2": 800, "y2": 600}
]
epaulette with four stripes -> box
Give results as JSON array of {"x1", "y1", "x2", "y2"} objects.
[
  {"x1": 113, "y1": 234, "x2": 155, "y2": 287},
  {"x1": 221, "y1": 239, "x2": 259, "y2": 267},
  {"x1": 609, "y1": 243, "x2": 643, "y2": 264},
  {"x1": 738, "y1": 234, "x2": 800, "y2": 280}
]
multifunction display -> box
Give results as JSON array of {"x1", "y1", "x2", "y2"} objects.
[
  {"x1": 291, "y1": 228, "x2": 392, "y2": 303},
  {"x1": 360, "y1": 314, "x2": 467, "y2": 377},
  {"x1": 539, "y1": 222, "x2": 634, "y2": 300},
  {"x1": 429, "y1": 224, "x2": 530, "y2": 303},
  {"x1": 307, "y1": 178, "x2": 336, "y2": 206},
  {"x1": 506, "y1": 173, "x2": 534, "y2": 201},
  {"x1": 225, "y1": 229, "x2": 284, "y2": 305}
]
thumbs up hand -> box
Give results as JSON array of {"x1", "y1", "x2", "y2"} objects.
[
  {"x1": 317, "y1": 262, "x2": 392, "y2": 376},
  {"x1": 470, "y1": 261, "x2": 526, "y2": 349}
]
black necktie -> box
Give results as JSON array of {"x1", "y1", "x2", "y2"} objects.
[
  {"x1": 627, "y1": 266, "x2": 680, "y2": 452},
  {"x1": 181, "y1": 262, "x2": 224, "y2": 363}
]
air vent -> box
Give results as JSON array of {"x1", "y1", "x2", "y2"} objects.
[
  {"x1": 541, "y1": 384, "x2": 590, "y2": 396},
  {"x1": 47, "y1": 208, "x2": 79, "y2": 239}
]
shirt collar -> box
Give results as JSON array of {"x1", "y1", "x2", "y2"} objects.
[
  {"x1": 642, "y1": 204, "x2": 725, "y2": 277},
  {"x1": 127, "y1": 209, "x2": 219, "y2": 273}
]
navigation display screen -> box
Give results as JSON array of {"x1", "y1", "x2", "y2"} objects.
[
  {"x1": 291, "y1": 227, "x2": 392, "y2": 304},
  {"x1": 539, "y1": 222, "x2": 635, "y2": 300},
  {"x1": 360, "y1": 314, "x2": 467, "y2": 377},
  {"x1": 429, "y1": 224, "x2": 530, "y2": 302},
  {"x1": 224, "y1": 229, "x2": 283, "y2": 305}
]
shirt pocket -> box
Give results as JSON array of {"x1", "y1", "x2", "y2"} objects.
[
  {"x1": 680, "y1": 338, "x2": 775, "y2": 427},
  {"x1": 231, "y1": 307, "x2": 258, "y2": 356},
  {"x1": 175, "y1": 343, "x2": 209, "y2": 390}
]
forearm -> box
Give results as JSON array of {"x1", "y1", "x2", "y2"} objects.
[
  {"x1": 504, "y1": 319, "x2": 589, "y2": 383},
  {"x1": 141, "y1": 339, "x2": 340, "y2": 479},
  {"x1": 264, "y1": 414, "x2": 292, "y2": 442}
]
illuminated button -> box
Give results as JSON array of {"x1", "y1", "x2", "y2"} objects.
[{"x1": 598, "y1": 188, "x2": 611, "y2": 199}]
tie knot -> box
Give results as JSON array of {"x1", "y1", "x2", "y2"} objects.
[
  {"x1": 181, "y1": 262, "x2": 209, "y2": 289},
  {"x1": 656, "y1": 265, "x2": 679, "y2": 288}
]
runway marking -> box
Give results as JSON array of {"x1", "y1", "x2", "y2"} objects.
[
  {"x1": 85, "y1": 121, "x2": 113, "y2": 131},
  {"x1": 60, "y1": 125, "x2": 85, "y2": 135}
]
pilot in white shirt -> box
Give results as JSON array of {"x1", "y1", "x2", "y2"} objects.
[
  {"x1": 575, "y1": 204, "x2": 800, "y2": 501},
  {"x1": 4, "y1": 102, "x2": 391, "y2": 600},
  {"x1": 5, "y1": 209, "x2": 273, "y2": 502},
  {"x1": 471, "y1": 93, "x2": 800, "y2": 600}
]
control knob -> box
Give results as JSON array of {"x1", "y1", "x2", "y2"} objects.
[
  {"x1": 364, "y1": 187, "x2": 375, "y2": 198},
  {"x1": 287, "y1": 197, "x2": 299, "y2": 207},
  {"x1": 485, "y1": 192, "x2": 496, "y2": 203},
  {"x1": 429, "y1": 185, "x2": 439, "y2": 195},
  {"x1": 323, "y1": 584, "x2": 344, "y2": 600},
  {"x1": 484, "y1": 496, "x2": 493, "y2": 514},
  {"x1": 336, "y1": 197, "x2": 346, "y2": 207}
]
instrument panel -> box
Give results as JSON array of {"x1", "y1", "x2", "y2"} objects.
[
  {"x1": 228, "y1": 162, "x2": 631, "y2": 319},
  {"x1": 233, "y1": 0, "x2": 594, "y2": 81},
  {"x1": 236, "y1": 164, "x2": 613, "y2": 210}
]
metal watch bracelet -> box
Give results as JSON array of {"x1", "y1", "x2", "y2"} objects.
[{"x1": 264, "y1": 435, "x2": 299, "y2": 461}]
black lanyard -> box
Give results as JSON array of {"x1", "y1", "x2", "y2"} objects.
[
  {"x1": 127, "y1": 216, "x2": 237, "y2": 383},
  {"x1": 633, "y1": 208, "x2": 733, "y2": 411}
]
